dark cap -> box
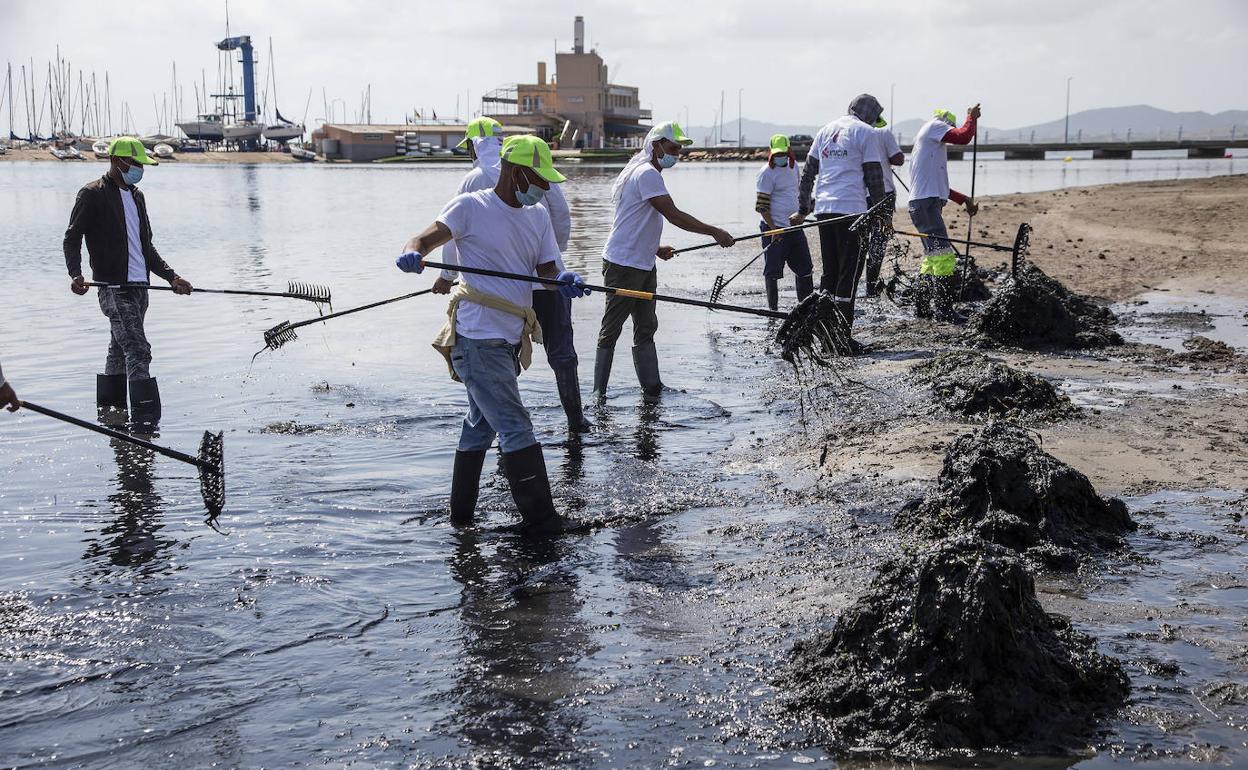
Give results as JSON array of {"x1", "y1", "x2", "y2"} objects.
[{"x1": 848, "y1": 94, "x2": 885, "y2": 127}]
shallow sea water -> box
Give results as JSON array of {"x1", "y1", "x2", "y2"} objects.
[{"x1": 1, "y1": 157, "x2": 1245, "y2": 768}]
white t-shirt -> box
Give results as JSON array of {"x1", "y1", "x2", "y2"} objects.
[
  {"x1": 909, "y1": 118, "x2": 953, "y2": 201},
  {"x1": 602, "y1": 163, "x2": 669, "y2": 271},
  {"x1": 436, "y1": 190, "x2": 561, "y2": 344},
  {"x1": 439, "y1": 159, "x2": 501, "y2": 281},
  {"x1": 756, "y1": 162, "x2": 800, "y2": 225},
  {"x1": 807, "y1": 115, "x2": 883, "y2": 215},
  {"x1": 876, "y1": 128, "x2": 903, "y2": 195},
  {"x1": 119, "y1": 188, "x2": 146, "y2": 282}
]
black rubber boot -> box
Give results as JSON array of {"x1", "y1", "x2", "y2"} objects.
[
  {"x1": 592, "y1": 346, "x2": 614, "y2": 401},
  {"x1": 765, "y1": 278, "x2": 780, "y2": 311},
  {"x1": 96, "y1": 373, "x2": 128, "y2": 410},
  {"x1": 632, "y1": 341, "x2": 664, "y2": 400},
  {"x1": 449, "y1": 449, "x2": 488, "y2": 525},
  {"x1": 913, "y1": 275, "x2": 933, "y2": 319},
  {"x1": 795, "y1": 274, "x2": 814, "y2": 302},
  {"x1": 864, "y1": 252, "x2": 884, "y2": 297},
  {"x1": 832, "y1": 300, "x2": 865, "y2": 356},
  {"x1": 500, "y1": 443, "x2": 564, "y2": 537},
  {"x1": 128, "y1": 377, "x2": 161, "y2": 430},
  {"x1": 554, "y1": 365, "x2": 592, "y2": 433},
  {"x1": 933, "y1": 275, "x2": 969, "y2": 325}
]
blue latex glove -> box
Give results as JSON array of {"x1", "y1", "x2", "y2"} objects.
[
  {"x1": 556, "y1": 270, "x2": 589, "y2": 299},
  {"x1": 395, "y1": 251, "x2": 424, "y2": 273}
]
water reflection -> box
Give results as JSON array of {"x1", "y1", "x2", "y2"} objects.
[
  {"x1": 81, "y1": 433, "x2": 175, "y2": 577},
  {"x1": 443, "y1": 532, "x2": 590, "y2": 764}
]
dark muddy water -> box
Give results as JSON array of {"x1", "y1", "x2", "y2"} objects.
[{"x1": 1, "y1": 159, "x2": 1245, "y2": 768}]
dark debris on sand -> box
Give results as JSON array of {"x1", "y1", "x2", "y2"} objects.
[
  {"x1": 968, "y1": 263, "x2": 1122, "y2": 350},
  {"x1": 910, "y1": 351, "x2": 1078, "y2": 421},
  {"x1": 779, "y1": 536, "x2": 1129, "y2": 760},
  {"x1": 896, "y1": 422, "x2": 1135, "y2": 568}
]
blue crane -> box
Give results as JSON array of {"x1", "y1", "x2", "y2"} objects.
[{"x1": 216, "y1": 35, "x2": 256, "y2": 123}]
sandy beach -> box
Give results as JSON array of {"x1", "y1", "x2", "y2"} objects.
[{"x1": 775, "y1": 172, "x2": 1248, "y2": 501}]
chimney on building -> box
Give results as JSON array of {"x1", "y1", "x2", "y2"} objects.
[
  {"x1": 537, "y1": 61, "x2": 546, "y2": 85},
  {"x1": 574, "y1": 16, "x2": 585, "y2": 54}
]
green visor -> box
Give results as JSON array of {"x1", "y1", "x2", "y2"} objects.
[
  {"x1": 501, "y1": 135, "x2": 565, "y2": 183},
  {"x1": 108, "y1": 136, "x2": 158, "y2": 165}
]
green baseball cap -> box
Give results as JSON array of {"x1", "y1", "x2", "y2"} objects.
[
  {"x1": 769, "y1": 134, "x2": 790, "y2": 155},
  {"x1": 650, "y1": 121, "x2": 693, "y2": 147},
  {"x1": 501, "y1": 135, "x2": 565, "y2": 183},
  {"x1": 456, "y1": 117, "x2": 503, "y2": 150},
  {"x1": 874, "y1": 117, "x2": 888, "y2": 128},
  {"x1": 934, "y1": 109, "x2": 957, "y2": 126},
  {"x1": 108, "y1": 136, "x2": 158, "y2": 165}
]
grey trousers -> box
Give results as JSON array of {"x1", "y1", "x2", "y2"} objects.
[
  {"x1": 596, "y1": 261, "x2": 659, "y2": 349},
  {"x1": 98, "y1": 285, "x2": 152, "y2": 380}
]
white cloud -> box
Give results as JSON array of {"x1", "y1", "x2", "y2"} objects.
[{"x1": 1, "y1": 0, "x2": 1243, "y2": 135}]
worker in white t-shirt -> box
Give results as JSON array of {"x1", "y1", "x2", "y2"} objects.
[
  {"x1": 796, "y1": 94, "x2": 889, "y2": 352},
  {"x1": 435, "y1": 119, "x2": 591, "y2": 433},
  {"x1": 394, "y1": 136, "x2": 589, "y2": 537},
  {"x1": 908, "y1": 104, "x2": 981, "y2": 323},
  {"x1": 754, "y1": 134, "x2": 813, "y2": 310},
  {"x1": 594, "y1": 121, "x2": 734, "y2": 400},
  {"x1": 862, "y1": 126, "x2": 905, "y2": 297}
]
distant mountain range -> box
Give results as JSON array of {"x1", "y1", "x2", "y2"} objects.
[{"x1": 685, "y1": 105, "x2": 1248, "y2": 146}]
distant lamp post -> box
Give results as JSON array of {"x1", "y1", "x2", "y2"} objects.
[
  {"x1": 1064, "y1": 76, "x2": 1073, "y2": 144},
  {"x1": 889, "y1": 82, "x2": 895, "y2": 129},
  {"x1": 737, "y1": 88, "x2": 743, "y2": 149}
]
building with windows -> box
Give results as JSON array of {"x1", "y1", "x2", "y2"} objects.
[{"x1": 482, "y1": 17, "x2": 651, "y2": 149}]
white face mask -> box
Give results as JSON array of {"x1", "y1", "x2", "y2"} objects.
[{"x1": 774, "y1": 156, "x2": 789, "y2": 167}]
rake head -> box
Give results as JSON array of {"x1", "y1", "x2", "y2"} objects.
[
  {"x1": 198, "y1": 430, "x2": 225, "y2": 514},
  {"x1": 774, "y1": 290, "x2": 856, "y2": 368},
  {"x1": 287, "y1": 281, "x2": 332, "y2": 307},
  {"x1": 709, "y1": 274, "x2": 726, "y2": 304},
  {"x1": 1011, "y1": 222, "x2": 1032, "y2": 277},
  {"x1": 263, "y1": 321, "x2": 299, "y2": 352}
]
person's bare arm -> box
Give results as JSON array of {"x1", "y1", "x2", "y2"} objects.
[
  {"x1": 648, "y1": 195, "x2": 734, "y2": 247},
  {"x1": 403, "y1": 221, "x2": 454, "y2": 258}
]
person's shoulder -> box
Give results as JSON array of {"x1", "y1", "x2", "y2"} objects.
[{"x1": 78, "y1": 175, "x2": 109, "y2": 195}]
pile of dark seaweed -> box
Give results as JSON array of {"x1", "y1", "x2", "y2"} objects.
[
  {"x1": 969, "y1": 263, "x2": 1122, "y2": 349},
  {"x1": 896, "y1": 422, "x2": 1135, "y2": 568},
  {"x1": 775, "y1": 291, "x2": 856, "y2": 366},
  {"x1": 910, "y1": 351, "x2": 1077, "y2": 419},
  {"x1": 780, "y1": 536, "x2": 1129, "y2": 759}
]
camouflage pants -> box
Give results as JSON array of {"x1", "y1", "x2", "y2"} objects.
[{"x1": 98, "y1": 285, "x2": 151, "y2": 380}]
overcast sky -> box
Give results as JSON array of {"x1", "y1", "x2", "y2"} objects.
[{"x1": 2, "y1": 0, "x2": 1244, "y2": 134}]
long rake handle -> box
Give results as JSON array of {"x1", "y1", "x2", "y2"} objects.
[
  {"x1": 19, "y1": 400, "x2": 210, "y2": 470},
  {"x1": 86, "y1": 283, "x2": 323, "y2": 301},
  {"x1": 672, "y1": 197, "x2": 893, "y2": 256},
  {"x1": 716, "y1": 244, "x2": 770, "y2": 295},
  {"x1": 283, "y1": 287, "x2": 440, "y2": 333},
  {"x1": 892, "y1": 229, "x2": 1013, "y2": 252},
  {"x1": 419, "y1": 261, "x2": 789, "y2": 320}
]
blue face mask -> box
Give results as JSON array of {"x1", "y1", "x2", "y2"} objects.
[
  {"x1": 658, "y1": 152, "x2": 679, "y2": 169},
  {"x1": 121, "y1": 163, "x2": 144, "y2": 186},
  {"x1": 774, "y1": 156, "x2": 789, "y2": 167},
  {"x1": 514, "y1": 174, "x2": 546, "y2": 206}
]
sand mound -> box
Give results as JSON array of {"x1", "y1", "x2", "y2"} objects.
[
  {"x1": 910, "y1": 351, "x2": 1076, "y2": 419},
  {"x1": 969, "y1": 264, "x2": 1121, "y2": 349},
  {"x1": 896, "y1": 422, "x2": 1134, "y2": 567},
  {"x1": 781, "y1": 536, "x2": 1129, "y2": 759}
]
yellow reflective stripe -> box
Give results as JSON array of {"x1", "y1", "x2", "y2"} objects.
[
  {"x1": 920, "y1": 250, "x2": 957, "y2": 276},
  {"x1": 614, "y1": 288, "x2": 654, "y2": 300}
]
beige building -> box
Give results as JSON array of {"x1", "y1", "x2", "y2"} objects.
[{"x1": 483, "y1": 16, "x2": 651, "y2": 149}]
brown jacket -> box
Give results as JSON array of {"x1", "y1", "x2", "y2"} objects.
[{"x1": 63, "y1": 174, "x2": 177, "y2": 283}]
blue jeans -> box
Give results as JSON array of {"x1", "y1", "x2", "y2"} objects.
[
  {"x1": 760, "y1": 222, "x2": 813, "y2": 280},
  {"x1": 907, "y1": 197, "x2": 952, "y2": 253},
  {"x1": 450, "y1": 336, "x2": 537, "y2": 453},
  {"x1": 531, "y1": 289, "x2": 578, "y2": 369}
]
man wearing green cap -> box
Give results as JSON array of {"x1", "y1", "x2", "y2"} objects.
[
  {"x1": 395, "y1": 135, "x2": 588, "y2": 537},
  {"x1": 64, "y1": 136, "x2": 193, "y2": 427},
  {"x1": 908, "y1": 104, "x2": 981, "y2": 323},
  {"x1": 437, "y1": 118, "x2": 592, "y2": 434},
  {"x1": 595, "y1": 121, "x2": 734, "y2": 399},
  {"x1": 755, "y1": 134, "x2": 813, "y2": 310}
]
